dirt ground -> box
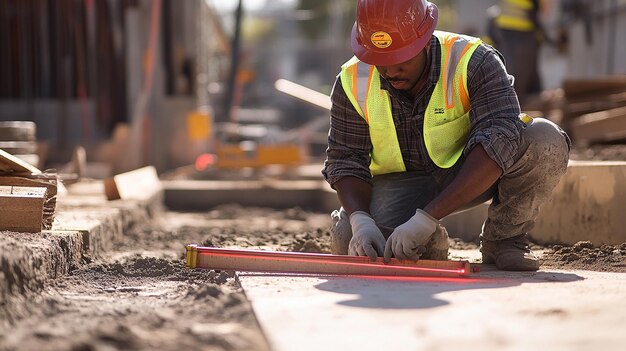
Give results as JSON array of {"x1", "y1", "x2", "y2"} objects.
[
  {"x1": 1, "y1": 204, "x2": 624, "y2": 351},
  {"x1": 546, "y1": 144, "x2": 626, "y2": 272},
  {"x1": 0, "y1": 205, "x2": 331, "y2": 351},
  {"x1": 541, "y1": 241, "x2": 626, "y2": 272}
]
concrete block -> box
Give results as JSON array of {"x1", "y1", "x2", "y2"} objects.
[{"x1": 533, "y1": 161, "x2": 626, "y2": 245}]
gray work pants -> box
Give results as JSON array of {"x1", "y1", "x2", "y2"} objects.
[{"x1": 330, "y1": 118, "x2": 570, "y2": 254}]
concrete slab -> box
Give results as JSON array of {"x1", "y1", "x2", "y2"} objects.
[{"x1": 239, "y1": 269, "x2": 625, "y2": 351}]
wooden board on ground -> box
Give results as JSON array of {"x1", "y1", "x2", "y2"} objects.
[
  {"x1": 0, "y1": 186, "x2": 46, "y2": 233},
  {"x1": 571, "y1": 106, "x2": 626, "y2": 144},
  {"x1": 104, "y1": 166, "x2": 161, "y2": 201}
]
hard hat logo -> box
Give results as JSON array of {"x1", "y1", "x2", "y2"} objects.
[{"x1": 370, "y1": 31, "x2": 393, "y2": 49}]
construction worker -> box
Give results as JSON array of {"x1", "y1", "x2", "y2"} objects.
[
  {"x1": 323, "y1": 0, "x2": 571, "y2": 271},
  {"x1": 489, "y1": 0, "x2": 547, "y2": 103}
]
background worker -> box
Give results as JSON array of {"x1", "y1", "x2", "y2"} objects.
[
  {"x1": 323, "y1": 0, "x2": 571, "y2": 271},
  {"x1": 488, "y1": 0, "x2": 549, "y2": 103}
]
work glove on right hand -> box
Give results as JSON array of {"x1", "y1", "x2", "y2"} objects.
[
  {"x1": 348, "y1": 211, "x2": 386, "y2": 262},
  {"x1": 384, "y1": 209, "x2": 439, "y2": 262}
]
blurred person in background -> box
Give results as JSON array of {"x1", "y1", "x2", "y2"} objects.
[
  {"x1": 323, "y1": 0, "x2": 571, "y2": 271},
  {"x1": 487, "y1": 0, "x2": 551, "y2": 104}
]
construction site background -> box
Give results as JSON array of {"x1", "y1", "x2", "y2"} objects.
[
  {"x1": 1, "y1": 2, "x2": 626, "y2": 350},
  {"x1": 0, "y1": 0, "x2": 625, "y2": 176}
]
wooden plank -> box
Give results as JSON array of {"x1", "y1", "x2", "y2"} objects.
[
  {"x1": 561, "y1": 77, "x2": 626, "y2": 126},
  {"x1": 0, "y1": 186, "x2": 46, "y2": 233},
  {"x1": 0, "y1": 121, "x2": 36, "y2": 141},
  {"x1": 566, "y1": 91, "x2": 626, "y2": 116},
  {"x1": 0, "y1": 147, "x2": 64, "y2": 196},
  {"x1": 563, "y1": 76, "x2": 626, "y2": 101},
  {"x1": 0, "y1": 141, "x2": 37, "y2": 154},
  {"x1": 0, "y1": 148, "x2": 41, "y2": 175},
  {"x1": 10, "y1": 154, "x2": 40, "y2": 169},
  {"x1": 104, "y1": 165, "x2": 161, "y2": 201},
  {"x1": 571, "y1": 106, "x2": 626, "y2": 144}
]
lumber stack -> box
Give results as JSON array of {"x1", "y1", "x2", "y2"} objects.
[
  {"x1": 0, "y1": 148, "x2": 58, "y2": 232},
  {"x1": 563, "y1": 76, "x2": 626, "y2": 146},
  {"x1": 522, "y1": 77, "x2": 626, "y2": 147},
  {"x1": 0, "y1": 121, "x2": 40, "y2": 168}
]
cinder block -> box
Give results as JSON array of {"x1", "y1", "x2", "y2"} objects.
[{"x1": 533, "y1": 161, "x2": 626, "y2": 245}]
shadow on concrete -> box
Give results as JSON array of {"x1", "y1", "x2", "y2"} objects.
[{"x1": 313, "y1": 270, "x2": 584, "y2": 310}]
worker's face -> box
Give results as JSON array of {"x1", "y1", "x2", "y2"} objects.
[{"x1": 376, "y1": 48, "x2": 428, "y2": 95}]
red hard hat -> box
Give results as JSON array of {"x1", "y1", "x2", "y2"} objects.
[{"x1": 351, "y1": 0, "x2": 439, "y2": 66}]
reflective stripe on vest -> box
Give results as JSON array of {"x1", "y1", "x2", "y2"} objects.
[
  {"x1": 340, "y1": 31, "x2": 481, "y2": 174},
  {"x1": 425, "y1": 31, "x2": 481, "y2": 169},
  {"x1": 496, "y1": 0, "x2": 535, "y2": 32},
  {"x1": 340, "y1": 56, "x2": 405, "y2": 175}
]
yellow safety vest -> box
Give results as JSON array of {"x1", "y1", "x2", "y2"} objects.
[
  {"x1": 340, "y1": 31, "x2": 481, "y2": 174},
  {"x1": 495, "y1": 0, "x2": 536, "y2": 32}
]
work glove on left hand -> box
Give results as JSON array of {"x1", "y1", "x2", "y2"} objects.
[{"x1": 384, "y1": 209, "x2": 439, "y2": 262}]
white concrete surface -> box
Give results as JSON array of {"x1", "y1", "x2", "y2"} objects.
[{"x1": 239, "y1": 268, "x2": 625, "y2": 351}]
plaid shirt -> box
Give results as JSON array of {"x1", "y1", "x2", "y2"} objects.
[{"x1": 323, "y1": 35, "x2": 525, "y2": 188}]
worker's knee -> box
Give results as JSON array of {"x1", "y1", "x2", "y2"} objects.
[
  {"x1": 504, "y1": 118, "x2": 570, "y2": 190},
  {"x1": 329, "y1": 208, "x2": 352, "y2": 255},
  {"x1": 525, "y1": 118, "x2": 570, "y2": 157},
  {"x1": 518, "y1": 118, "x2": 570, "y2": 171}
]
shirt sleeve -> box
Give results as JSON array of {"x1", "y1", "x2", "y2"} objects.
[
  {"x1": 465, "y1": 44, "x2": 526, "y2": 172},
  {"x1": 322, "y1": 77, "x2": 373, "y2": 188}
]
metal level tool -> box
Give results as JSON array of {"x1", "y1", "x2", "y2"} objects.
[{"x1": 185, "y1": 245, "x2": 477, "y2": 278}]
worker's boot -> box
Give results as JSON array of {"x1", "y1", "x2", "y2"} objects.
[
  {"x1": 480, "y1": 234, "x2": 540, "y2": 271},
  {"x1": 422, "y1": 224, "x2": 449, "y2": 260}
]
